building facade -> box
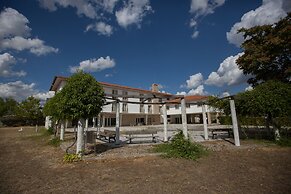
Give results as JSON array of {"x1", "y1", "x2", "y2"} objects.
[{"x1": 49, "y1": 76, "x2": 218, "y2": 127}]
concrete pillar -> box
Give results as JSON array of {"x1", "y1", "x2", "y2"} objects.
[
  {"x1": 102, "y1": 115, "x2": 105, "y2": 127},
  {"x1": 97, "y1": 114, "x2": 101, "y2": 134},
  {"x1": 202, "y1": 104, "x2": 209, "y2": 140},
  {"x1": 60, "y1": 121, "x2": 65, "y2": 141},
  {"x1": 85, "y1": 118, "x2": 89, "y2": 131},
  {"x1": 230, "y1": 99, "x2": 240, "y2": 146},
  {"x1": 181, "y1": 98, "x2": 188, "y2": 139},
  {"x1": 162, "y1": 104, "x2": 168, "y2": 142},
  {"x1": 45, "y1": 116, "x2": 52, "y2": 129},
  {"x1": 65, "y1": 119, "x2": 68, "y2": 129},
  {"x1": 207, "y1": 112, "x2": 212, "y2": 124},
  {"x1": 92, "y1": 117, "x2": 96, "y2": 128},
  {"x1": 145, "y1": 114, "x2": 148, "y2": 125},
  {"x1": 76, "y1": 119, "x2": 85, "y2": 155},
  {"x1": 115, "y1": 101, "x2": 121, "y2": 145}
]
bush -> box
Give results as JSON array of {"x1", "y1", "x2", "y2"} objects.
[
  {"x1": 63, "y1": 153, "x2": 81, "y2": 163},
  {"x1": 48, "y1": 137, "x2": 61, "y2": 147},
  {"x1": 153, "y1": 131, "x2": 207, "y2": 160},
  {"x1": 275, "y1": 138, "x2": 291, "y2": 147},
  {"x1": 47, "y1": 127, "x2": 54, "y2": 135}
]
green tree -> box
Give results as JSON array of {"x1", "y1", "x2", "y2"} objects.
[
  {"x1": 2, "y1": 97, "x2": 19, "y2": 116},
  {"x1": 44, "y1": 71, "x2": 105, "y2": 153},
  {"x1": 59, "y1": 71, "x2": 105, "y2": 120},
  {"x1": 18, "y1": 96, "x2": 43, "y2": 125},
  {"x1": 0, "y1": 97, "x2": 5, "y2": 117},
  {"x1": 237, "y1": 13, "x2": 291, "y2": 86}
]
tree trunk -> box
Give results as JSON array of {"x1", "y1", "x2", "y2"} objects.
[
  {"x1": 76, "y1": 119, "x2": 85, "y2": 156},
  {"x1": 60, "y1": 121, "x2": 65, "y2": 141}
]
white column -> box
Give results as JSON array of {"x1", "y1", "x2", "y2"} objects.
[
  {"x1": 92, "y1": 117, "x2": 96, "y2": 128},
  {"x1": 97, "y1": 114, "x2": 101, "y2": 134},
  {"x1": 145, "y1": 114, "x2": 148, "y2": 125},
  {"x1": 162, "y1": 104, "x2": 168, "y2": 142},
  {"x1": 85, "y1": 118, "x2": 89, "y2": 131},
  {"x1": 181, "y1": 98, "x2": 188, "y2": 139},
  {"x1": 76, "y1": 119, "x2": 85, "y2": 155},
  {"x1": 115, "y1": 101, "x2": 121, "y2": 145},
  {"x1": 102, "y1": 115, "x2": 105, "y2": 127},
  {"x1": 202, "y1": 104, "x2": 209, "y2": 140},
  {"x1": 207, "y1": 112, "x2": 212, "y2": 124},
  {"x1": 60, "y1": 121, "x2": 65, "y2": 141},
  {"x1": 230, "y1": 99, "x2": 240, "y2": 146}
]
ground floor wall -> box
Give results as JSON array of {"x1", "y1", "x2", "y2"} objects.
[
  {"x1": 168, "y1": 112, "x2": 219, "y2": 124},
  {"x1": 100, "y1": 113, "x2": 161, "y2": 127}
]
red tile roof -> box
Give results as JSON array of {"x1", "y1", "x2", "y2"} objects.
[{"x1": 49, "y1": 76, "x2": 175, "y2": 98}]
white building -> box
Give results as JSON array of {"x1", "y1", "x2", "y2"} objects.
[{"x1": 49, "y1": 76, "x2": 218, "y2": 127}]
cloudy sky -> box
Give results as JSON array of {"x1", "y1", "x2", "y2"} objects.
[{"x1": 0, "y1": 0, "x2": 290, "y2": 101}]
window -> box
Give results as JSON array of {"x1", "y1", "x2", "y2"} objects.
[
  {"x1": 186, "y1": 103, "x2": 190, "y2": 108},
  {"x1": 175, "y1": 104, "x2": 179, "y2": 109},
  {"x1": 122, "y1": 103, "x2": 128, "y2": 112},
  {"x1": 148, "y1": 105, "x2": 152, "y2": 113},
  {"x1": 140, "y1": 104, "x2": 145, "y2": 113},
  {"x1": 112, "y1": 89, "x2": 118, "y2": 99},
  {"x1": 111, "y1": 103, "x2": 116, "y2": 112},
  {"x1": 122, "y1": 91, "x2": 128, "y2": 100}
]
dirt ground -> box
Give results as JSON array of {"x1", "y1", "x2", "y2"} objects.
[{"x1": 0, "y1": 127, "x2": 291, "y2": 194}]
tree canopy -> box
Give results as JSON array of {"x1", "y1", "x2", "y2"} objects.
[
  {"x1": 18, "y1": 96, "x2": 43, "y2": 125},
  {"x1": 236, "y1": 80, "x2": 291, "y2": 118},
  {"x1": 0, "y1": 97, "x2": 19, "y2": 117},
  {"x1": 237, "y1": 13, "x2": 291, "y2": 86},
  {"x1": 43, "y1": 71, "x2": 105, "y2": 121}
]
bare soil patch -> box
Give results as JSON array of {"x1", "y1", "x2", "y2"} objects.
[{"x1": 0, "y1": 127, "x2": 291, "y2": 194}]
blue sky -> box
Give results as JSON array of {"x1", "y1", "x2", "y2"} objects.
[{"x1": 0, "y1": 0, "x2": 290, "y2": 101}]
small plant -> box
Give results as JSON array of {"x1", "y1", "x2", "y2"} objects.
[
  {"x1": 153, "y1": 131, "x2": 207, "y2": 160},
  {"x1": 275, "y1": 138, "x2": 291, "y2": 147},
  {"x1": 63, "y1": 153, "x2": 81, "y2": 163},
  {"x1": 47, "y1": 127, "x2": 54, "y2": 135},
  {"x1": 48, "y1": 137, "x2": 61, "y2": 147}
]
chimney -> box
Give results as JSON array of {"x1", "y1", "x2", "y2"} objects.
[{"x1": 151, "y1": 83, "x2": 159, "y2": 92}]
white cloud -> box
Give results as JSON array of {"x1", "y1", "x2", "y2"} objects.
[
  {"x1": 190, "y1": 0, "x2": 225, "y2": 15},
  {"x1": 185, "y1": 73, "x2": 203, "y2": 89},
  {"x1": 245, "y1": 85, "x2": 253, "y2": 91},
  {"x1": 0, "y1": 81, "x2": 36, "y2": 101},
  {"x1": 0, "y1": 36, "x2": 59, "y2": 56},
  {"x1": 0, "y1": 8, "x2": 58, "y2": 56},
  {"x1": 189, "y1": 0, "x2": 225, "y2": 39},
  {"x1": 0, "y1": 7, "x2": 31, "y2": 39},
  {"x1": 38, "y1": 0, "x2": 97, "y2": 19},
  {"x1": 98, "y1": 0, "x2": 119, "y2": 13},
  {"x1": 205, "y1": 52, "x2": 249, "y2": 87},
  {"x1": 0, "y1": 53, "x2": 26, "y2": 77},
  {"x1": 86, "y1": 22, "x2": 113, "y2": 36},
  {"x1": 115, "y1": 0, "x2": 153, "y2": 28},
  {"x1": 177, "y1": 85, "x2": 206, "y2": 96},
  {"x1": 227, "y1": 0, "x2": 290, "y2": 47},
  {"x1": 188, "y1": 85, "x2": 206, "y2": 95},
  {"x1": 105, "y1": 73, "x2": 113, "y2": 77},
  {"x1": 221, "y1": 92, "x2": 230, "y2": 97},
  {"x1": 176, "y1": 91, "x2": 187, "y2": 96},
  {"x1": 191, "y1": 30, "x2": 199, "y2": 39},
  {"x1": 33, "y1": 91, "x2": 55, "y2": 101},
  {"x1": 0, "y1": 81, "x2": 56, "y2": 102},
  {"x1": 70, "y1": 56, "x2": 115, "y2": 73}
]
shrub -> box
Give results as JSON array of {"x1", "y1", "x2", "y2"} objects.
[
  {"x1": 63, "y1": 153, "x2": 81, "y2": 163},
  {"x1": 48, "y1": 137, "x2": 61, "y2": 147},
  {"x1": 275, "y1": 138, "x2": 291, "y2": 147},
  {"x1": 153, "y1": 131, "x2": 207, "y2": 160}
]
